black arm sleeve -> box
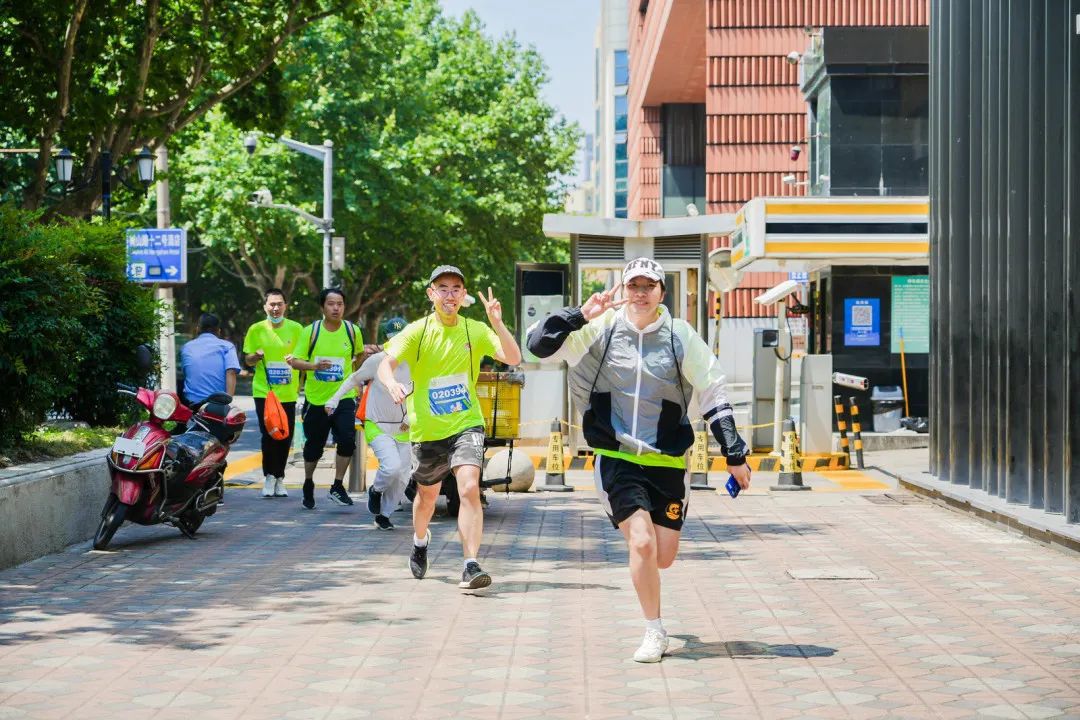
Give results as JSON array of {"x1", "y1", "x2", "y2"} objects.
[
  {"x1": 525, "y1": 306, "x2": 587, "y2": 359},
  {"x1": 707, "y1": 412, "x2": 749, "y2": 466}
]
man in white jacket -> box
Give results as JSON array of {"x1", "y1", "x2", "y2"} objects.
[{"x1": 325, "y1": 318, "x2": 412, "y2": 530}]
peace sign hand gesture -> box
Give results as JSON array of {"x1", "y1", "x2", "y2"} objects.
[
  {"x1": 580, "y1": 287, "x2": 628, "y2": 322},
  {"x1": 478, "y1": 287, "x2": 504, "y2": 327}
]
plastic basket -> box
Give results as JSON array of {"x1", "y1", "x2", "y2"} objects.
[{"x1": 475, "y1": 371, "x2": 524, "y2": 440}]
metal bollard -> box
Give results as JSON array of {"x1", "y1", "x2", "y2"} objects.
[
  {"x1": 348, "y1": 426, "x2": 367, "y2": 494},
  {"x1": 536, "y1": 419, "x2": 573, "y2": 492},
  {"x1": 771, "y1": 417, "x2": 810, "y2": 491},
  {"x1": 833, "y1": 394, "x2": 852, "y2": 466},
  {"x1": 847, "y1": 396, "x2": 865, "y2": 469},
  {"x1": 689, "y1": 420, "x2": 711, "y2": 490}
]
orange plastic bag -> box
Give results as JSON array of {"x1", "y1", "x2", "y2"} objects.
[
  {"x1": 355, "y1": 383, "x2": 372, "y2": 423},
  {"x1": 264, "y1": 389, "x2": 290, "y2": 440}
]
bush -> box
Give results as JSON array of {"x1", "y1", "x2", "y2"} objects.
[
  {"x1": 60, "y1": 224, "x2": 162, "y2": 426},
  {"x1": 0, "y1": 205, "x2": 161, "y2": 453}
]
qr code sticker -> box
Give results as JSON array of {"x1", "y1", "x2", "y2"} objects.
[
  {"x1": 851, "y1": 304, "x2": 873, "y2": 327},
  {"x1": 130, "y1": 263, "x2": 147, "y2": 279}
]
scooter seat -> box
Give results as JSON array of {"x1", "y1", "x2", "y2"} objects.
[{"x1": 204, "y1": 392, "x2": 232, "y2": 405}]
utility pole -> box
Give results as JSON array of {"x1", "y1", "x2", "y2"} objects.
[
  {"x1": 155, "y1": 145, "x2": 177, "y2": 392},
  {"x1": 322, "y1": 140, "x2": 333, "y2": 289}
]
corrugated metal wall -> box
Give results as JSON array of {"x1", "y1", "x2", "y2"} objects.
[{"x1": 930, "y1": 0, "x2": 1080, "y2": 523}]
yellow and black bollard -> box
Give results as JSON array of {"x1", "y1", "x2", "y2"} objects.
[
  {"x1": 689, "y1": 420, "x2": 711, "y2": 490},
  {"x1": 848, "y1": 396, "x2": 865, "y2": 469},
  {"x1": 833, "y1": 394, "x2": 851, "y2": 466},
  {"x1": 771, "y1": 417, "x2": 811, "y2": 491},
  {"x1": 536, "y1": 419, "x2": 573, "y2": 492}
]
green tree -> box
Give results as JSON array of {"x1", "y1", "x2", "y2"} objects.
[
  {"x1": 0, "y1": 0, "x2": 369, "y2": 217},
  {"x1": 163, "y1": 0, "x2": 577, "y2": 337}
]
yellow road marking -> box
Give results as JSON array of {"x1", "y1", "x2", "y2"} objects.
[
  {"x1": 224, "y1": 451, "x2": 265, "y2": 479},
  {"x1": 818, "y1": 470, "x2": 889, "y2": 491}
]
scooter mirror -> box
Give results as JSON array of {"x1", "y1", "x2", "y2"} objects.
[{"x1": 135, "y1": 344, "x2": 154, "y2": 375}]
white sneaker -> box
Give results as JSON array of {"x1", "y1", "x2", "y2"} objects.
[
  {"x1": 273, "y1": 477, "x2": 288, "y2": 497},
  {"x1": 261, "y1": 475, "x2": 275, "y2": 498},
  {"x1": 633, "y1": 629, "x2": 669, "y2": 663}
]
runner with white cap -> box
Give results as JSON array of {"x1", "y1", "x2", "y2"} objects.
[{"x1": 527, "y1": 257, "x2": 750, "y2": 662}]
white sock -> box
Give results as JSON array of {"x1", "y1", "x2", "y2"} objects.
[
  {"x1": 413, "y1": 533, "x2": 428, "y2": 547},
  {"x1": 464, "y1": 557, "x2": 477, "y2": 570},
  {"x1": 645, "y1": 617, "x2": 665, "y2": 634}
]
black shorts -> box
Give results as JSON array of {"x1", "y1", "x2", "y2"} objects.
[
  {"x1": 301, "y1": 398, "x2": 357, "y2": 461},
  {"x1": 411, "y1": 425, "x2": 485, "y2": 486},
  {"x1": 594, "y1": 454, "x2": 690, "y2": 531}
]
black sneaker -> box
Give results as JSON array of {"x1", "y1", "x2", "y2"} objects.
[
  {"x1": 459, "y1": 561, "x2": 492, "y2": 590},
  {"x1": 367, "y1": 487, "x2": 382, "y2": 515},
  {"x1": 409, "y1": 531, "x2": 430, "y2": 579},
  {"x1": 374, "y1": 514, "x2": 394, "y2": 530},
  {"x1": 302, "y1": 480, "x2": 315, "y2": 510},
  {"x1": 328, "y1": 483, "x2": 353, "y2": 506}
]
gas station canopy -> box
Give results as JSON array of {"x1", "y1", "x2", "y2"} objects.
[{"x1": 730, "y1": 196, "x2": 929, "y2": 273}]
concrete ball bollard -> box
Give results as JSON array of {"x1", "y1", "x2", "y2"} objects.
[{"x1": 482, "y1": 449, "x2": 536, "y2": 493}]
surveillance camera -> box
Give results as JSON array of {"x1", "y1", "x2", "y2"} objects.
[
  {"x1": 243, "y1": 134, "x2": 257, "y2": 155},
  {"x1": 785, "y1": 50, "x2": 801, "y2": 65},
  {"x1": 686, "y1": 202, "x2": 699, "y2": 217},
  {"x1": 781, "y1": 174, "x2": 798, "y2": 185},
  {"x1": 790, "y1": 145, "x2": 801, "y2": 161},
  {"x1": 754, "y1": 280, "x2": 800, "y2": 306},
  {"x1": 249, "y1": 188, "x2": 273, "y2": 206},
  {"x1": 818, "y1": 174, "x2": 830, "y2": 182}
]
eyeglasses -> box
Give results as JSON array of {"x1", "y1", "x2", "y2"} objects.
[{"x1": 432, "y1": 287, "x2": 464, "y2": 297}]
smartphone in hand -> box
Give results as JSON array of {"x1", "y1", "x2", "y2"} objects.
[{"x1": 725, "y1": 474, "x2": 741, "y2": 499}]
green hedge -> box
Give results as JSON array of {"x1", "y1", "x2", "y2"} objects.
[{"x1": 0, "y1": 205, "x2": 162, "y2": 454}]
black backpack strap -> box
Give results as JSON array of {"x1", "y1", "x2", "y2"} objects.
[
  {"x1": 344, "y1": 320, "x2": 356, "y2": 358},
  {"x1": 415, "y1": 314, "x2": 431, "y2": 363},
  {"x1": 307, "y1": 320, "x2": 322, "y2": 360}
]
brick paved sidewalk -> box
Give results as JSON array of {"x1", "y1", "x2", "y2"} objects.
[{"x1": 0, "y1": 482, "x2": 1077, "y2": 719}]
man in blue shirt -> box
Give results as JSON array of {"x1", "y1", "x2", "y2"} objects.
[{"x1": 180, "y1": 313, "x2": 241, "y2": 407}]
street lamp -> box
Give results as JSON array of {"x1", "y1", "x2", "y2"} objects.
[
  {"x1": 245, "y1": 134, "x2": 335, "y2": 288},
  {"x1": 136, "y1": 146, "x2": 155, "y2": 185},
  {"x1": 54, "y1": 148, "x2": 74, "y2": 186}
]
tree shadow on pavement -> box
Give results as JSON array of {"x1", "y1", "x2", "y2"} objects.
[{"x1": 666, "y1": 634, "x2": 837, "y2": 661}]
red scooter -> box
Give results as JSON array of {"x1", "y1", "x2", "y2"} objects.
[{"x1": 94, "y1": 384, "x2": 246, "y2": 550}]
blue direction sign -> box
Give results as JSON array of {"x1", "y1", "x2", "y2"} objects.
[
  {"x1": 788, "y1": 271, "x2": 809, "y2": 283},
  {"x1": 125, "y1": 228, "x2": 187, "y2": 284}
]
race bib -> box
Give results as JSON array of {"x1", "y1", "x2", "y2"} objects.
[
  {"x1": 265, "y1": 361, "x2": 292, "y2": 386},
  {"x1": 428, "y1": 373, "x2": 470, "y2": 416},
  {"x1": 313, "y1": 356, "x2": 345, "y2": 382}
]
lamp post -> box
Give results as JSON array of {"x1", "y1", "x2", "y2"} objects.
[
  {"x1": 47, "y1": 145, "x2": 155, "y2": 215},
  {"x1": 246, "y1": 134, "x2": 335, "y2": 288}
]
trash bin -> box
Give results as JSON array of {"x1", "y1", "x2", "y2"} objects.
[{"x1": 870, "y1": 386, "x2": 905, "y2": 432}]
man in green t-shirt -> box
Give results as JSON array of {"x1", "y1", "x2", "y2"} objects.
[
  {"x1": 242, "y1": 288, "x2": 304, "y2": 499},
  {"x1": 379, "y1": 265, "x2": 522, "y2": 591},
  {"x1": 288, "y1": 288, "x2": 362, "y2": 510}
]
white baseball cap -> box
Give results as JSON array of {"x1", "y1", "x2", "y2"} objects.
[{"x1": 623, "y1": 257, "x2": 665, "y2": 285}]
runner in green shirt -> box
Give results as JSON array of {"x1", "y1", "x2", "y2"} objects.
[
  {"x1": 379, "y1": 265, "x2": 521, "y2": 591},
  {"x1": 242, "y1": 288, "x2": 304, "y2": 498},
  {"x1": 288, "y1": 288, "x2": 362, "y2": 510}
]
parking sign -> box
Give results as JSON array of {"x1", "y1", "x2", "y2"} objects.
[{"x1": 125, "y1": 228, "x2": 187, "y2": 284}]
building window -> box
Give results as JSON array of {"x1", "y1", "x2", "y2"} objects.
[
  {"x1": 615, "y1": 142, "x2": 627, "y2": 162},
  {"x1": 614, "y1": 95, "x2": 628, "y2": 133},
  {"x1": 614, "y1": 50, "x2": 629, "y2": 87},
  {"x1": 615, "y1": 160, "x2": 628, "y2": 180},
  {"x1": 614, "y1": 191, "x2": 628, "y2": 218}
]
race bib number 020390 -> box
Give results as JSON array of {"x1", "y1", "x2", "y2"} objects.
[{"x1": 428, "y1": 373, "x2": 470, "y2": 416}]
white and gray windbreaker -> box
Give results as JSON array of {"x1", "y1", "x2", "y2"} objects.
[{"x1": 526, "y1": 305, "x2": 747, "y2": 464}]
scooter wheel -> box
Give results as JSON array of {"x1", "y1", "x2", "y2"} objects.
[{"x1": 93, "y1": 496, "x2": 128, "y2": 550}]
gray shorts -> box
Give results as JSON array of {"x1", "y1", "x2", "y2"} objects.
[{"x1": 411, "y1": 425, "x2": 486, "y2": 486}]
